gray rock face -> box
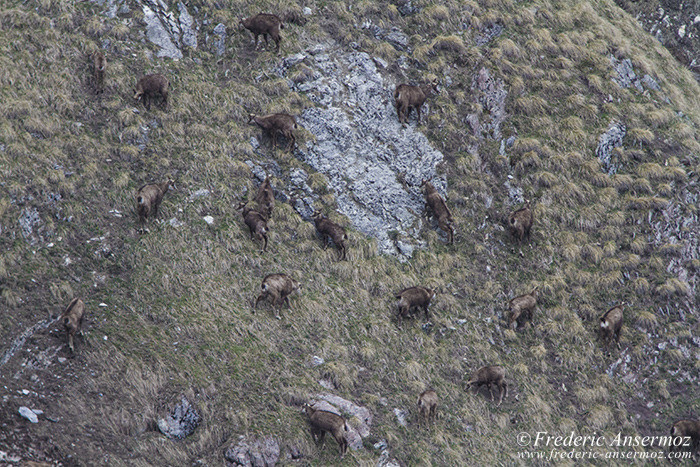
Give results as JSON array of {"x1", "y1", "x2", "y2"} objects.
[
  {"x1": 311, "y1": 393, "x2": 373, "y2": 450},
  {"x1": 137, "y1": 0, "x2": 199, "y2": 59},
  {"x1": 157, "y1": 396, "x2": 200, "y2": 439},
  {"x1": 471, "y1": 67, "x2": 507, "y2": 140},
  {"x1": 178, "y1": 2, "x2": 197, "y2": 49},
  {"x1": 225, "y1": 436, "x2": 280, "y2": 467},
  {"x1": 596, "y1": 121, "x2": 626, "y2": 175},
  {"x1": 213, "y1": 23, "x2": 226, "y2": 56},
  {"x1": 18, "y1": 207, "x2": 43, "y2": 245},
  {"x1": 610, "y1": 55, "x2": 662, "y2": 93},
  {"x1": 142, "y1": 4, "x2": 183, "y2": 60},
  {"x1": 277, "y1": 44, "x2": 446, "y2": 257},
  {"x1": 18, "y1": 406, "x2": 38, "y2": 423}
]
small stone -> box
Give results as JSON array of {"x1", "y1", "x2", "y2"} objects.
[
  {"x1": 99, "y1": 303, "x2": 108, "y2": 307},
  {"x1": 19, "y1": 407, "x2": 38, "y2": 423},
  {"x1": 31, "y1": 409, "x2": 43, "y2": 415},
  {"x1": 393, "y1": 408, "x2": 408, "y2": 427},
  {"x1": 303, "y1": 7, "x2": 312, "y2": 15},
  {"x1": 58, "y1": 357, "x2": 67, "y2": 363},
  {"x1": 169, "y1": 218, "x2": 184, "y2": 227},
  {"x1": 203, "y1": 216, "x2": 214, "y2": 225},
  {"x1": 22, "y1": 389, "x2": 30, "y2": 395},
  {"x1": 678, "y1": 25, "x2": 686, "y2": 38},
  {"x1": 158, "y1": 396, "x2": 200, "y2": 439},
  {"x1": 309, "y1": 356, "x2": 324, "y2": 367}
]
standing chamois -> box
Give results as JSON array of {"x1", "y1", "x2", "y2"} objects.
[
  {"x1": 417, "y1": 389, "x2": 438, "y2": 427},
  {"x1": 254, "y1": 273, "x2": 300, "y2": 319},
  {"x1": 93, "y1": 50, "x2": 106, "y2": 94},
  {"x1": 255, "y1": 176, "x2": 275, "y2": 219},
  {"x1": 248, "y1": 113, "x2": 297, "y2": 152},
  {"x1": 136, "y1": 179, "x2": 173, "y2": 226},
  {"x1": 238, "y1": 201, "x2": 269, "y2": 252},
  {"x1": 312, "y1": 210, "x2": 348, "y2": 261},
  {"x1": 669, "y1": 419, "x2": 700, "y2": 456},
  {"x1": 303, "y1": 403, "x2": 349, "y2": 457},
  {"x1": 599, "y1": 303, "x2": 624, "y2": 349},
  {"x1": 508, "y1": 199, "x2": 533, "y2": 244},
  {"x1": 394, "y1": 79, "x2": 439, "y2": 126},
  {"x1": 240, "y1": 13, "x2": 284, "y2": 54},
  {"x1": 466, "y1": 365, "x2": 508, "y2": 405},
  {"x1": 422, "y1": 180, "x2": 454, "y2": 243},
  {"x1": 395, "y1": 286, "x2": 435, "y2": 321},
  {"x1": 507, "y1": 287, "x2": 538, "y2": 330},
  {"x1": 62, "y1": 298, "x2": 85, "y2": 353},
  {"x1": 133, "y1": 74, "x2": 169, "y2": 110}
]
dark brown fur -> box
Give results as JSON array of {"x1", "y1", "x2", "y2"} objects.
[
  {"x1": 93, "y1": 50, "x2": 106, "y2": 94},
  {"x1": 395, "y1": 286, "x2": 435, "y2": 321},
  {"x1": 507, "y1": 287, "x2": 538, "y2": 329},
  {"x1": 255, "y1": 176, "x2": 275, "y2": 219},
  {"x1": 254, "y1": 273, "x2": 300, "y2": 318},
  {"x1": 136, "y1": 180, "x2": 173, "y2": 225},
  {"x1": 248, "y1": 113, "x2": 297, "y2": 152},
  {"x1": 134, "y1": 74, "x2": 169, "y2": 110},
  {"x1": 238, "y1": 201, "x2": 268, "y2": 252},
  {"x1": 394, "y1": 79, "x2": 439, "y2": 126},
  {"x1": 240, "y1": 13, "x2": 284, "y2": 53},
  {"x1": 422, "y1": 180, "x2": 454, "y2": 243},
  {"x1": 62, "y1": 298, "x2": 85, "y2": 353},
  {"x1": 669, "y1": 420, "x2": 700, "y2": 455},
  {"x1": 312, "y1": 211, "x2": 348, "y2": 261},
  {"x1": 509, "y1": 200, "x2": 533, "y2": 243},
  {"x1": 417, "y1": 389, "x2": 438, "y2": 427},
  {"x1": 466, "y1": 365, "x2": 508, "y2": 405},
  {"x1": 599, "y1": 303, "x2": 624, "y2": 349},
  {"x1": 303, "y1": 404, "x2": 349, "y2": 457}
]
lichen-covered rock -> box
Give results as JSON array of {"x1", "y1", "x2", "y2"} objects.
[
  {"x1": 596, "y1": 121, "x2": 626, "y2": 175},
  {"x1": 18, "y1": 207, "x2": 43, "y2": 245},
  {"x1": 225, "y1": 436, "x2": 280, "y2": 467},
  {"x1": 157, "y1": 396, "x2": 200, "y2": 439},
  {"x1": 142, "y1": 4, "x2": 183, "y2": 60},
  {"x1": 213, "y1": 23, "x2": 226, "y2": 56}
]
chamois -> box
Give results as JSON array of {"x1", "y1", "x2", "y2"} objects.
[
  {"x1": 136, "y1": 179, "x2": 173, "y2": 226},
  {"x1": 395, "y1": 286, "x2": 435, "y2": 321},
  {"x1": 62, "y1": 298, "x2": 85, "y2": 353},
  {"x1": 93, "y1": 50, "x2": 106, "y2": 94},
  {"x1": 417, "y1": 389, "x2": 438, "y2": 427},
  {"x1": 254, "y1": 273, "x2": 300, "y2": 318},
  {"x1": 238, "y1": 201, "x2": 269, "y2": 252},
  {"x1": 303, "y1": 403, "x2": 349, "y2": 457},
  {"x1": 422, "y1": 180, "x2": 454, "y2": 243},
  {"x1": 240, "y1": 13, "x2": 284, "y2": 53},
  {"x1": 599, "y1": 303, "x2": 624, "y2": 349},
  {"x1": 466, "y1": 365, "x2": 508, "y2": 405},
  {"x1": 509, "y1": 200, "x2": 533, "y2": 244},
  {"x1": 394, "y1": 79, "x2": 439, "y2": 126},
  {"x1": 255, "y1": 176, "x2": 275, "y2": 219},
  {"x1": 312, "y1": 210, "x2": 348, "y2": 261},
  {"x1": 507, "y1": 287, "x2": 538, "y2": 330},
  {"x1": 669, "y1": 419, "x2": 700, "y2": 455},
  {"x1": 248, "y1": 113, "x2": 297, "y2": 152},
  {"x1": 133, "y1": 74, "x2": 169, "y2": 110}
]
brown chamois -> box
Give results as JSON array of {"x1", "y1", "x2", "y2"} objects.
[
  {"x1": 312, "y1": 210, "x2": 348, "y2": 261},
  {"x1": 508, "y1": 200, "x2": 533, "y2": 244},
  {"x1": 255, "y1": 176, "x2": 275, "y2": 219},
  {"x1": 254, "y1": 273, "x2": 300, "y2": 319},
  {"x1": 507, "y1": 287, "x2": 538, "y2": 330},
  {"x1": 62, "y1": 298, "x2": 85, "y2": 353},
  {"x1": 466, "y1": 365, "x2": 508, "y2": 405},
  {"x1": 302, "y1": 403, "x2": 349, "y2": 457},
  {"x1": 240, "y1": 13, "x2": 284, "y2": 54},
  {"x1": 394, "y1": 79, "x2": 439, "y2": 126},
  {"x1": 396, "y1": 286, "x2": 435, "y2": 321},
  {"x1": 669, "y1": 419, "x2": 700, "y2": 455},
  {"x1": 93, "y1": 50, "x2": 106, "y2": 94},
  {"x1": 248, "y1": 113, "x2": 297, "y2": 152},
  {"x1": 136, "y1": 179, "x2": 173, "y2": 226},
  {"x1": 237, "y1": 201, "x2": 269, "y2": 252},
  {"x1": 422, "y1": 180, "x2": 454, "y2": 244},
  {"x1": 133, "y1": 74, "x2": 169, "y2": 111},
  {"x1": 599, "y1": 303, "x2": 624, "y2": 349},
  {"x1": 417, "y1": 389, "x2": 438, "y2": 427}
]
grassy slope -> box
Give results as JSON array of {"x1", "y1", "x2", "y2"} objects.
[{"x1": 0, "y1": 0, "x2": 698, "y2": 464}]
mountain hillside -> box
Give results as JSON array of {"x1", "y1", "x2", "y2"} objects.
[{"x1": 1, "y1": 0, "x2": 699, "y2": 464}]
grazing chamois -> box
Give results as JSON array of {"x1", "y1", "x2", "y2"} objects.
[
  {"x1": 62, "y1": 298, "x2": 85, "y2": 353},
  {"x1": 508, "y1": 200, "x2": 533, "y2": 244},
  {"x1": 237, "y1": 201, "x2": 269, "y2": 252},
  {"x1": 248, "y1": 113, "x2": 297, "y2": 152},
  {"x1": 466, "y1": 365, "x2": 508, "y2": 405},
  {"x1": 134, "y1": 74, "x2": 169, "y2": 110},
  {"x1": 599, "y1": 303, "x2": 624, "y2": 349},
  {"x1": 669, "y1": 419, "x2": 700, "y2": 456},
  {"x1": 240, "y1": 13, "x2": 284, "y2": 53},
  {"x1": 136, "y1": 179, "x2": 173, "y2": 226},
  {"x1": 303, "y1": 403, "x2": 349, "y2": 457},
  {"x1": 255, "y1": 176, "x2": 275, "y2": 219},
  {"x1": 394, "y1": 79, "x2": 439, "y2": 126},
  {"x1": 254, "y1": 273, "x2": 300, "y2": 318},
  {"x1": 93, "y1": 50, "x2": 106, "y2": 94},
  {"x1": 417, "y1": 389, "x2": 438, "y2": 427},
  {"x1": 507, "y1": 287, "x2": 538, "y2": 330},
  {"x1": 312, "y1": 210, "x2": 348, "y2": 261},
  {"x1": 422, "y1": 180, "x2": 454, "y2": 243},
  {"x1": 396, "y1": 286, "x2": 435, "y2": 321}
]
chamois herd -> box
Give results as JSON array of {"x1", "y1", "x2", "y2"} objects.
[{"x1": 51, "y1": 13, "x2": 697, "y2": 460}]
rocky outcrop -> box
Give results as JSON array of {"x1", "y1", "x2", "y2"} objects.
[
  {"x1": 596, "y1": 121, "x2": 626, "y2": 175},
  {"x1": 276, "y1": 42, "x2": 447, "y2": 257},
  {"x1": 131, "y1": 0, "x2": 199, "y2": 60},
  {"x1": 225, "y1": 436, "x2": 280, "y2": 467},
  {"x1": 157, "y1": 396, "x2": 200, "y2": 439}
]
